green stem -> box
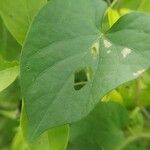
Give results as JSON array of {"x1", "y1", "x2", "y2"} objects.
[
  {"x1": 117, "y1": 132, "x2": 150, "y2": 150},
  {"x1": 140, "y1": 106, "x2": 150, "y2": 119}
]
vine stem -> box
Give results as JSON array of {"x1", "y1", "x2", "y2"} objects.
[
  {"x1": 106, "y1": 0, "x2": 111, "y2": 6},
  {"x1": 140, "y1": 106, "x2": 150, "y2": 119},
  {"x1": 117, "y1": 132, "x2": 150, "y2": 150},
  {"x1": 107, "y1": 0, "x2": 118, "y2": 8}
]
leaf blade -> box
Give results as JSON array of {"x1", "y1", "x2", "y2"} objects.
[
  {"x1": 0, "y1": 0, "x2": 47, "y2": 44},
  {"x1": 20, "y1": 0, "x2": 150, "y2": 140},
  {"x1": 0, "y1": 57, "x2": 19, "y2": 92}
]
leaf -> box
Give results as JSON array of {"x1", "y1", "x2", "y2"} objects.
[
  {"x1": 138, "y1": 0, "x2": 150, "y2": 12},
  {"x1": 0, "y1": 57, "x2": 19, "y2": 92},
  {"x1": 115, "y1": 0, "x2": 150, "y2": 13},
  {"x1": 116, "y1": 0, "x2": 142, "y2": 10},
  {"x1": 12, "y1": 128, "x2": 51, "y2": 150},
  {"x1": 0, "y1": 79, "x2": 21, "y2": 109},
  {"x1": 0, "y1": 17, "x2": 21, "y2": 61},
  {"x1": 20, "y1": 0, "x2": 150, "y2": 140},
  {"x1": 107, "y1": 8, "x2": 131, "y2": 27},
  {"x1": 68, "y1": 101, "x2": 128, "y2": 150},
  {"x1": 0, "y1": 0, "x2": 47, "y2": 44},
  {"x1": 0, "y1": 116, "x2": 18, "y2": 150},
  {"x1": 102, "y1": 90, "x2": 123, "y2": 105},
  {"x1": 11, "y1": 129, "x2": 28, "y2": 150},
  {"x1": 21, "y1": 104, "x2": 51, "y2": 150},
  {"x1": 117, "y1": 81, "x2": 137, "y2": 109},
  {"x1": 117, "y1": 70, "x2": 150, "y2": 108},
  {"x1": 48, "y1": 125, "x2": 69, "y2": 150},
  {"x1": 21, "y1": 103, "x2": 69, "y2": 148}
]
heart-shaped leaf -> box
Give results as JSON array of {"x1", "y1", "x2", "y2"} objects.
[{"x1": 21, "y1": 0, "x2": 150, "y2": 140}]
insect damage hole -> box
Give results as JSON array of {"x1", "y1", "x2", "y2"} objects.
[
  {"x1": 91, "y1": 41, "x2": 99, "y2": 57},
  {"x1": 74, "y1": 67, "x2": 93, "y2": 90}
]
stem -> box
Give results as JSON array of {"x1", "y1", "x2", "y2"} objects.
[
  {"x1": 127, "y1": 126, "x2": 135, "y2": 135},
  {"x1": 134, "y1": 76, "x2": 142, "y2": 106},
  {"x1": 106, "y1": 0, "x2": 111, "y2": 6},
  {"x1": 117, "y1": 132, "x2": 150, "y2": 150},
  {"x1": 141, "y1": 106, "x2": 150, "y2": 119}
]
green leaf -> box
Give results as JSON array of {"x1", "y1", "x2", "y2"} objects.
[
  {"x1": 11, "y1": 129, "x2": 28, "y2": 150},
  {"x1": 0, "y1": 116, "x2": 18, "y2": 150},
  {"x1": 101, "y1": 90, "x2": 123, "y2": 105},
  {"x1": 12, "y1": 128, "x2": 51, "y2": 150},
  {"x1": 20, "y1": 0, "x2": 150, "y2": 140},
  {"x1": 115, "y1": 0, "x2": 150, "y2": 13},
  {"x1": 21, "y1": 104, "x2": 52, "y2": 150},
  {"x1": 48, "y1": 125, "x2": 69, "y2": 150},
  {"x1": 138, "y1": 0, "x2": 150, "y2": 12},
  {"x1": 0, "y1": 0, "x2": 47, "y2": 44},
  {"x1": 0, "y1": 79, "x2": 21, "y2": 107},
  {"x1": 0, "y1": 57, "x2": 19, "y2": 92},
  {"x1": 117, "y1": 81, "x2": 137, "y2": 109},
  {"x1": 21, "y1": 104, "x2": 69, "y2": 148},
  {"x1": 117, "y1": 70, "x2": 150, "y2": 108},
  {"x1": 0, "y1": 17, "x2": 21, "y2": 61},
  {"x1": 107, "y1": 8, "x2": 131, "y2": 27},
  {"x1": 116, "y1": 0, "x2": 142, "y2": 10},
  {"x1": 68, "y1": 101, "x2": 128, "y2": 150}
]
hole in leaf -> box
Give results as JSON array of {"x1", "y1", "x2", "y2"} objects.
[
  {"x1": 91, "y1": 41, "x2": 99, "y2": 57},
  {"x1": 74, "y1": 67, "x2": 92, "y2": 90},
  {"x1": 91, "y1": 47, "x2": 97, "y2": 54}
]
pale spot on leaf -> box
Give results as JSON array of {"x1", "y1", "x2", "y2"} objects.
[
  {"x1": 91, "y1": 40, "x2": 99, "y2": 56},
  {"x1": 104, "y1": 40, "x2": 112, "y2": 48},
  {"x1": 107, "y1": 50, "x2": 111, "y2": 54},
  {"x1": 121, "y1": 48, "x2": 131, "y2": 58},
  {"x1": 86, "y1": 71, "x2": 90, "y2": 81},
  {"x1": 133, "y1": 69, "x2": 145, "y2": 77}
]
